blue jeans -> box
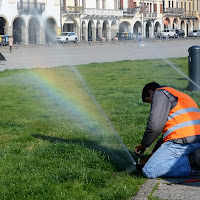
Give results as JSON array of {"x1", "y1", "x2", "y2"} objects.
[{"x1": 142, "y1": 141, "x2": 200, "y2": 179}]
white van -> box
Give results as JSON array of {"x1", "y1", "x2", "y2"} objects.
[
  {"x1": 56, "y1": 32, "x2": 78, "y2": 43},
  {"x1": 160, "y1": 29, "x2": 177, "y2": 38}
]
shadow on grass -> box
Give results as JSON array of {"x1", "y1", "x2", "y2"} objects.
[{"x1": 33, "y1": 134, "x2": 138, "y2": 174}]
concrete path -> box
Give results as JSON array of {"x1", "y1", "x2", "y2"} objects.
[
  {"x1": 1, "y1": 39, "x2": 200, "y2": 199},
  {"x1": 0, "y1": 38, "x2": 200, "y2": 70},
  {"x1": 132, "y1": 175, "x2": 200, "y2": 200}
]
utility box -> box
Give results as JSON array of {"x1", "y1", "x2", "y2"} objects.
[{"x1": 188, "y1": 45, "x2": 200, "y2": 91}]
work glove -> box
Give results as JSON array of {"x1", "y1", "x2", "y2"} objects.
[{"x1": 134, "y1": 144, "x2": 146, "y2": 156}]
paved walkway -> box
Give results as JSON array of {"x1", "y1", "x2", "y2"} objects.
[
  {"x1": 132, "y1": 175, "x2": 200, "y2": 200},
  {"x1": 1, "y1": 38, "x2": 200, "y2": 70},
  {"x1": 1, "y1": 39, "x2": 200, "y2": 199}
]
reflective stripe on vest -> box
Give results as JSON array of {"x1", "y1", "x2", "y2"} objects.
[
  {"x1": 163, "y1": 119, "x2": 200, "y2": 139},
  {"x1": 167, "y1": 107, "x2": 200, "y2": 121},
  {"x1": 157, "y1": 87, "x2": 200, "y2": 142}
]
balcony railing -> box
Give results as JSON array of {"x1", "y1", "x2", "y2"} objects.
[
  {"x1": 82, "y1": 8, "x2": 123, "y2": 17},
  {"x1": 17, "y1": 2, "x2": 45, "y2": 14},
  {"x1": 62, "y1": 6, "x2": 83, "y2": 14},
  {"x1": 144, "y1": 12, "x2": 157, "y2": 19},
  {"x1": 163, "y1": 8, "x2": 184, "y2": 15},
  {"x1": 119, "y1": 8, "x2": 136, "y2": 16},
  {"x1": 181, "y1": 11, "x2": 197, "y2": 19}
]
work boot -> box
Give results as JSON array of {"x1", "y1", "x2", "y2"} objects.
[{"x1": 189, "y1": 149, "x2": 200, "y2": 170}]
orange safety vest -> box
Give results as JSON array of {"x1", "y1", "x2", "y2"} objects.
[{"x1": 157, "y1": 87, "x2": 200, "y2": 142}]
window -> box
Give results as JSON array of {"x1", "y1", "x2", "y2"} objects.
[
  {"x1": 189, "y1": 2, "x2": 191, "y2": 11},
  {"x1": 168, "y1": 0, "x2": 170, "y2": 8},
  {"x1": 176, "y1": 1, "x2": 178, "y2": 8},
  {"x1": 160, "y1": 3, "x2": 163, "y2": 13},
  {"x1": 181, "y1": 2, "x2": 183, "y2": 9},
  {"x1": 119, "y1": 0, "x2": 123, "y2": 9},
  {"x1": 154, "y1": 3, "x2": 157, "y2": 12},
  {"x1": 172, "y1": 1, "x2": 173, "y2": 8},
  {"x1": 184, "y1": 2, "x2": 186, "y2": 12}
]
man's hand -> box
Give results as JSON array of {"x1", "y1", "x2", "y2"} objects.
[{"x1": 135, "y1": 144, "x2": 146, "y2": 156}]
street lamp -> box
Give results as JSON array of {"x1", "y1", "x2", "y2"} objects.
[
  {"x1": 60, "y1": 0, "x2": 63, "y2": 33},
  {"x1": 186, "y1": 20, "x2": 190, "y2": 37}
]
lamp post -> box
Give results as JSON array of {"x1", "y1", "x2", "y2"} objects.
[
  {"x1": 186, "y1": 20, "x2": 190, "y2": 37},
  {"x1": 60, "y1": 0, "x2": 63, "y2": 33}
]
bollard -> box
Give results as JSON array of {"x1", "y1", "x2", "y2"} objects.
[{"x1": 188, "y1": 45, "x2": 200, "y2": 91}]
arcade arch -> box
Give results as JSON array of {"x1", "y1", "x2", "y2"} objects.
[
  {"x1": 180, "y1": 20, "x2": 185, "y2": 30},
  {"x1": 172, "y1": 18, "x2": 178, "y2": 29},
  {"x1": 119, "y1": 21, "x2": 131, "y2": 32},
  {"x1": 63, "y1": 16, "x2": 77, "y2": 32},
  {"x1": 103, "y1": 20, "x2": 109, "y2": 39},
  {"x1": 155, "y1": 22, "x2": 161, "y2": 32},
  {"x1": 145, "y1": 21, "x2": 152, "y2": 38},
  {"x1": 164, "y1": 17, "x2": 170, "y2": 29},
  {"x1": 0, "y1": 16, "x2": 8, "y2": 35},
  {"x1": 45, "y1": 17, "x2": 57, "y2": 43},
  {"x1": 13, "y1": 16, "x2": 25, "y2": 43},
  {"x1": 88, "y1": 20, "x2": 95, "y2": 40},
  {"x1": 111, "y1": 20, "x2": 118, "y2": 39},
  {"x1": 133, "y1": 21, "x2": 142, "y2": 36},
  {"x1": 28, "y1": 17, "x2": 40, "y2": 43}
]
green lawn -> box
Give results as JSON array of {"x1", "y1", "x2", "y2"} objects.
[{"x1": 0, "y1": 57, "x2": 199, "y2": 200}]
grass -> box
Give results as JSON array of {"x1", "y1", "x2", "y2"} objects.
[{"x1": 0, "y1": 57, "x2": 200, "y2": 199}]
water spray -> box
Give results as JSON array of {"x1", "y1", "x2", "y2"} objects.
[{"x1": 70, "y1": 65, "x2": 137, "y2": 172}]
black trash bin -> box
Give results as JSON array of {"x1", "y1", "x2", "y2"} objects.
[{"x1": 188, "y1": 45, "x2": 200, "y2": 91}]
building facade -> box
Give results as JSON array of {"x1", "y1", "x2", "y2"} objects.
[
  {"x1": 0, "y1": 0, "x2": 199, "y2": 44},
  {"x1": 0, "y1": 0, "x2": 60, "y2": 44},
  {"x1": 61, "y1": 0, "x2": 122, "y2": 41},
  {"x1": 163, "y1": 0, "x2": 200, "y2": 36},
  {"x1": 119, "y1": 0, "x2": 163, "y2": 38},
  {"x1": 62, "y1": 0, "x2": 163, "y2": 40}
]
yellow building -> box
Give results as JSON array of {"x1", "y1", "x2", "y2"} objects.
[{"x1": 163, "y1": 0, "x2": 199, "y2": 36}]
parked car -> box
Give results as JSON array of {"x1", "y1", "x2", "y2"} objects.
[
  {"x1": 56, "y1": 32, "x2": 78, "y2": 43},
  {"x1": 175, "y1": 29, "x2": 185, "y2": 37},
  {"x1": 188, "y1": 30, "x2": 200, "y2": 37},
  {"x1": 160, "y1": 29, "x2": 177, "y2": 38}
]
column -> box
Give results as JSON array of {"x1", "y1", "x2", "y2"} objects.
[
  {"x1": 39, "y1": 27, "x2": 45, "y2": 44},
  {"x1": 107, "y1": 26, "x2": 111, "y2": 41},
  {"x1": 7, "y1": 26, "x2": 12, "y2": 36},
  {"x1": 98, "y1": 25, "x2": 102, "y2": 39},
  {"x1": 83, "y1": 23, "x2": 88, "y2": 41},
  {"x1": 92, "y1": 25, "x2": 96, "y2": 41},
  {"x1": 21, "y1": 26, "x2": 28, "y2": 44}
]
